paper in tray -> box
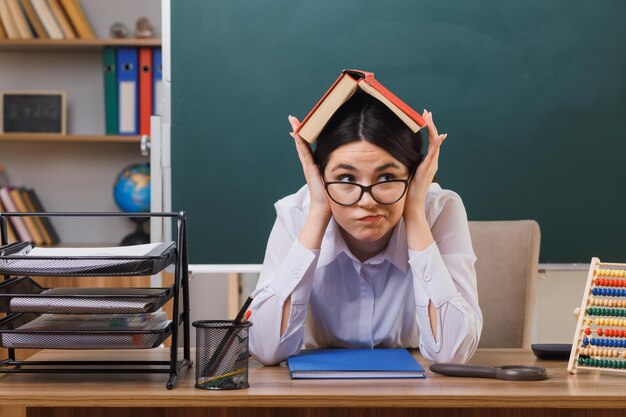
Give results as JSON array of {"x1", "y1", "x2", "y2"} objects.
[
  {"x1": 11, "y1": 287, "x2": 173, "y2": 314},
  {"x1": 1, "y1": 332, "x2": 168, "y2": 349},
  {"x1": 0, "y1": 312, "x2": 173, "y2": 350},
  {"x1": 0, "y1": 242, "x2": 175, "y2": 276}
]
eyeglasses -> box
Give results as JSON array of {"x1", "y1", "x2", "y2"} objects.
[{"x1": 324, "y1": 178, "x2": 411, "y2": 206}]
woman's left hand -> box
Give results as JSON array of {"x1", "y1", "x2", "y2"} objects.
[{"x1": 403, "y1": 109, "x2": 447, "y2": 222}]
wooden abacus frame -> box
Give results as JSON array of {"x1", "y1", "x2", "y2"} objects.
[{"x1": 568, "y1": 257, "x2": 626, "y2": 374}]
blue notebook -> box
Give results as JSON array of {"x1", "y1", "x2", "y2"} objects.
[{"x1": 287, "y1": 348, "x2": 425, "y2": 379}]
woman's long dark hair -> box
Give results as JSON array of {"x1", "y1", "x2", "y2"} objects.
[{"x1": 313, "y1": 91, "x2": 425, "y2": 177}]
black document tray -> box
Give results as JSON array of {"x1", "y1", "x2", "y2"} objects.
[
  {"x1": 0, "y1": 277, "x2": 173, "y2": 314},
  {"x1": 0, "y1": 242, "x2": 176, "y2": 276},
  {"x1": 0, "y1": 313, "x2": 173, "y2": 350}
]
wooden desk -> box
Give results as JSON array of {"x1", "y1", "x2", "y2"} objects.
[{"x1": 0, "y1": 348, "x2": 624, "y2": 417}]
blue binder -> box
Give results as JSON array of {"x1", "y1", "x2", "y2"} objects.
[
  {"x1": 117, "y1": 47, "x2": 139, "y2": 135},
  {"x1": 152, "y1": 47, "x2": 163, "y2": 116},
  {"x1": 287, "y1": 348, "x2": 425, "y2": 379}
]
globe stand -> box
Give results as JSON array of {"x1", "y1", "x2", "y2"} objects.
[{"x1": 120, "y1": 217, "x2": 150, "y2": 246}]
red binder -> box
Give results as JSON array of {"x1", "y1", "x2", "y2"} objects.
[{"x1": 138, "y1": 47, "x2": 153, "y2": 135}]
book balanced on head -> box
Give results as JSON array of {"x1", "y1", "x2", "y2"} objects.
[{"x1": 294, "y1": 69, "x2": 427, "y2": 143}]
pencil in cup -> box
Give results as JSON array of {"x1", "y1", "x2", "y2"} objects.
[
  {"x1": 206, "y1": 296, "x2": 253, "y2": 372},
  {"x1": 193, "y1": 297, "x2": 254, "y2": 390}
]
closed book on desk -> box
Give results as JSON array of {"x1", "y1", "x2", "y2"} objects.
[{"x1": 287, "y1": 348, "x2": 425, "y2": 379}]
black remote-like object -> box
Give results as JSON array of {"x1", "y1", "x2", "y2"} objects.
[{"x1": 531, "y1": 343, "x2": 572, "y2": 360}]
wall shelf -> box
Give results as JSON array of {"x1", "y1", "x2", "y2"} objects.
[
  {"x1": 0, "y1": 134, "x2": 141, "y2": 143},
  {"x1": 0, "y1": 38, "x2": 161, "y2": 51}
]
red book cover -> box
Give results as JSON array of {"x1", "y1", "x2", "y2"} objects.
[
  {"x1": 138, "y1": 47, "x2": 153, "y2": 135},
  {"x1": 357, "y1": 72, "x2": 426, "y2": 129}
]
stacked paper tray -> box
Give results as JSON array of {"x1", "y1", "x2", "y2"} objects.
[
  {"x1": 0, "y1": 242, "x2": 176, "y2": 276},
  {"x1": 0, "y1": 277, "x2": 173, "y2": 314},
  {"x1": 0, "y1": 312, "x2": 172, "y2": 350}
]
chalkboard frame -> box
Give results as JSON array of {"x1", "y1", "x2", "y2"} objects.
[{"x1": 0, "y1": 91, "x2": 67, "y2": 134}]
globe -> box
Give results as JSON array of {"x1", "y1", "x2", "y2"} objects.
[
  {"x1": 113, "y1": 163, "x2": 151, "y2": 245},
  {"x1": 113, "y1": 163, "x2": 150, "y2": 213}
]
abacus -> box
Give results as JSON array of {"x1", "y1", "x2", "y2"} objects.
[{"x1": 568, "y1": 257, "x2": 626, "y2": 374}]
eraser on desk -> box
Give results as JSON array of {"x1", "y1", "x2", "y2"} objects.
[{"x1": 531, "y1": 343, "x2": 572, "y2": 360}]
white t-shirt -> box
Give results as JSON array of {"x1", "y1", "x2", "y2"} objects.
[{"x1": 249, "y1": 183, "x2": 483, "y2": 365}]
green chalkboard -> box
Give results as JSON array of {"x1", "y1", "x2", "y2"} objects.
[{"x1": 172, "y1": 0, "x2": 626, "y2": 264}]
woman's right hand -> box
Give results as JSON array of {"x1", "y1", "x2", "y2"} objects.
[{"x1": 288, "y1": 115, "x2": 332, "y2": 221}]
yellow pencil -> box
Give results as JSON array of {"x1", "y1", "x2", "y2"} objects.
[{"x1": 198, "y1": 368, "x2": 245, "y2": 385}]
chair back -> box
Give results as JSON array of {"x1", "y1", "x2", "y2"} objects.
[{"x1": 468, "y1": 220, "x2": 541, "y2": 348}]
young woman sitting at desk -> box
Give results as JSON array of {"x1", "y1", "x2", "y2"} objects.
[{"x1": 248, "y1": 92, "x2": 482, "y2": 365}]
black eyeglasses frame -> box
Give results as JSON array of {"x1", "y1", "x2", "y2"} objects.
[{"x1": 323, "y1": 177, "x2": 411, "y2": 206}]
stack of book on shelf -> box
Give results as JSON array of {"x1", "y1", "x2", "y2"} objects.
[
  {"x1": 0, "y1": 0, "x2": 95, "y2": 40},
  {"x1": 104, "y1": 46, "x2": 162, "y2": 136},
  {"x1": 0, "y1": 190, "x2": 60, "y2": 246},
  {"x1": 0, "y1": 164, "x2": 59, "y2": 245}
]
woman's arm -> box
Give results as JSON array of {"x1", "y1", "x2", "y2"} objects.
[
  {"x1": 248, "y1": 211, "x2": 321, "y2": 365},
  {"x1": 408, "y1": 193, "x2": 483, "y2": 363},
  {"x1": 403, "y1": 110, "x2": 447, "y2": 339},
  {"x1": 248, "y1": 116, "x2": 332, "y2": 365},
  {"x1": 403, "y1": 111, "x2": 481, "y2": 362},
  {"x1": 279, "y1": 208, "x2": 330, "y2": 334}
]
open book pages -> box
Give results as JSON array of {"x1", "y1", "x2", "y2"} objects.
[{"x1": 296, "y1": 74, "x2": 359, "y2": 143}]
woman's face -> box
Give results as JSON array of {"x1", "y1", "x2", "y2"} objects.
[{"x1": 323, "y1": 140, "x2": 410, "y2": 245}]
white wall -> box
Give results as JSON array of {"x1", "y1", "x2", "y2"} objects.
[{"x1": 533, "y1": 269, "x2": 588, "y2": 344}]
